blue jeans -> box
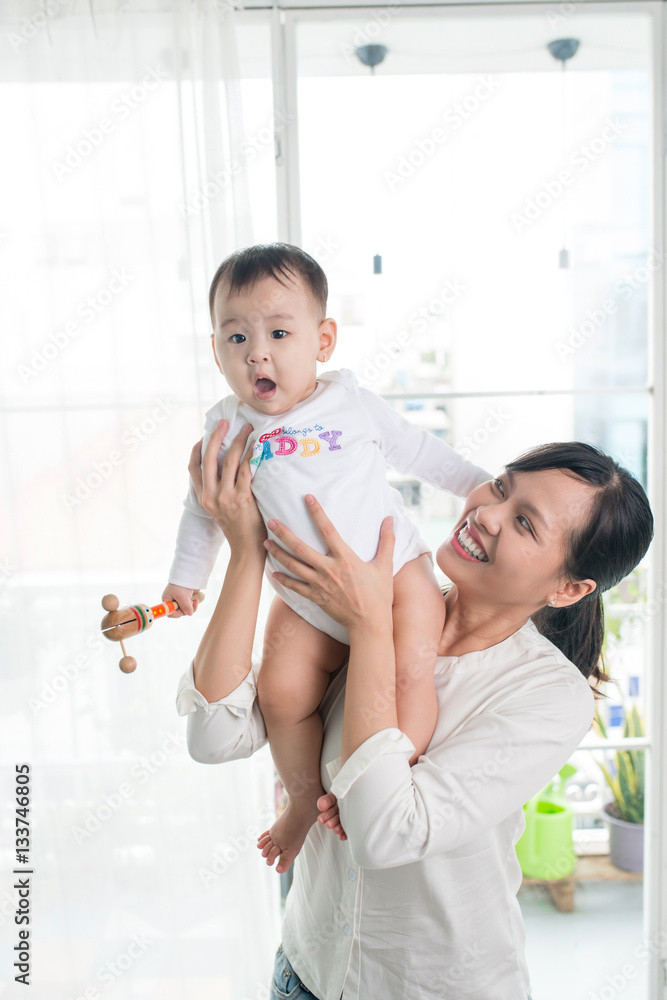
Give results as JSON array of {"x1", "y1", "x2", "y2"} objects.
[
  {"x1": 269, "y1": 943, "x2": 323, "y2": 999},
  {"x1": 269, "y1": 941, "x2": 533, "y2": 1000}
]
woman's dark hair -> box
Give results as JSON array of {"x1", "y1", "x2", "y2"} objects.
[
  {"x1": 208, "y1": 243, "x2": 328, "y2": 320},
  {"x1": 505, "y1": 442, "x2": 653, "y2": 691}
]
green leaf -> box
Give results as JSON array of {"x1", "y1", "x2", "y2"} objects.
[
  {"x1": 633, "y1": 750, "x2": 645, "y2": 795},
  {"x1": 618, "y1": 752, "x2": 636, "y2": 802},
  {"x1": 623, "y1": 792, "x2": 644, "y2": 824},
  {"x1": 598, "y1": 759, "x2": 622, "y2": 803},
  {"x1": 594, "y1": 710, "x2": 608, "y2": 740},
  {"x1": 630, "y1": 704, "x2": 644, "y2": 739}
]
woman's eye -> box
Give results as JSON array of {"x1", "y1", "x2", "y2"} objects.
[
  {"x1": 270, "y1": 329, "x2": 288, "y2": 339},
  {"x1": 493, "y1": 477, "x2": 504, "y2": 495},
  {"x1": 229, "y1": 333, "x2": 245, "y2": 344},
  {"x1": 517, "y1": 515, "x2": 533, "y2": 533}
]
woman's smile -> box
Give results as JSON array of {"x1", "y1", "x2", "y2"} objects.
[{"x1": 451, "y1": 523, "x2": 489, "y2": 562}]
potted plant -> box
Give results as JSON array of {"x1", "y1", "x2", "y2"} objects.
[{"x1": 593, "y1": 704, "x2": 644, "y2": 873}]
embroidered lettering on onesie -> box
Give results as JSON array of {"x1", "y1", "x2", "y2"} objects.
[{"x1": 249, "y1": 424, "x2": 343, "y2": 469}]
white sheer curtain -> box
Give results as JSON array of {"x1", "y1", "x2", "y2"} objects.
[{"x1": 0, "y1": 1, "x2": 280, "y2": 996}]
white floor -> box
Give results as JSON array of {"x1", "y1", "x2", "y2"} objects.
[{"x1": 520, "y1": 881, "x2": 645, "y2": 1000}]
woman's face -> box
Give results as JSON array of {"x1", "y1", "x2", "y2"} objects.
[{"x1": 436, "y1": 467, "x2": 597, "y2": 612}]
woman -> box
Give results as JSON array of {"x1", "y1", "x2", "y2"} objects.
[{"x1": 176, "y1": 421, "x2": 653, "y2": 1000}]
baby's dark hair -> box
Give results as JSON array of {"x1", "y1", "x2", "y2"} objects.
[
  {"x1": 505, "y1": 442, "x2": 653, "y2": 691},
  {"x1": 208, "y1": 243, "x2": 328, "y2": 321}
]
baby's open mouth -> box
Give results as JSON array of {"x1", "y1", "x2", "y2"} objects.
[{"x1": 254, "y1": 376, "x2": 277, "y2": 398}]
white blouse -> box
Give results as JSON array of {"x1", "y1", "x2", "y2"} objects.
[{"x1": 176, "y1": 618, "x2": 595, "y2": 1000}]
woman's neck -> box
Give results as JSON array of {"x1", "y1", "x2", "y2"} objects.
[{"x1": 438, "y1": 585, "x2": 531, "y2": 658}]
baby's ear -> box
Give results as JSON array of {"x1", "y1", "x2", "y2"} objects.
[{"x1": 318, "y1": 317, "x2": 337, "y2": 359}]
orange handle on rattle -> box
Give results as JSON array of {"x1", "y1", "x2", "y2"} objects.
[{"x1": 100, "y1": 592, "x2": 205, "y2": 673}]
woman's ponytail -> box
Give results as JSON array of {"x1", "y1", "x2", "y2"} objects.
[{"x1": 532, "y1": 595, "x2": 610, "y2": 694}]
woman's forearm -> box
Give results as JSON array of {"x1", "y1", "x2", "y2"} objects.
[
  {"x1": 192, "y1": 548, "x2": 266, "y2": 702},
  {"x1": 341, "y1": 613, "x2": 398, "y2": 765}
]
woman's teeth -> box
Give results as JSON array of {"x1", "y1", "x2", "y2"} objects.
[{"x1": 457, "y1": 526, "x2": 488, "y2": 562}]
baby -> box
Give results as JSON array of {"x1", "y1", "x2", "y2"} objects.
[{"x1": 164, "y1": 243, "x2": 489, "y2": 875}]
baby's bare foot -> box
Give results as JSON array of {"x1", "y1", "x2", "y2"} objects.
[{"x1": 257, "y1": 800, "x2": 320, "y2": 874}]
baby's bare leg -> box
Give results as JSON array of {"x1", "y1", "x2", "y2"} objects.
[
  {"x1": 393, "y1": 554, "x2": 446, "y2": 767},
  {"x1": 256, "y1": 595, "x2": 348, "y2": 874}
]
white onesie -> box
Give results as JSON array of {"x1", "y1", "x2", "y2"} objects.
[{"x1": 168, "y1": 368, "x2": 489, "y2": 644}]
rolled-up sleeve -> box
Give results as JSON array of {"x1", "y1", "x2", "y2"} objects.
[
  {"x1": 176, "y1": 659, "x2": 269, "y2": 764},
  {"x1": 328, "y1": 671, "x2": 594, "y2": 871},
  {"x1": 327, "y1": 728, "x2": 415, "y2": 797}
]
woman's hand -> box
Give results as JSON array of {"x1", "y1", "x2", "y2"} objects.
[
  {"x1": 264, "y1": 495, "x2": 395, "y2": 633},
  {"x1": 189, "y1": 420, "x2": 266, "y2": 552}
]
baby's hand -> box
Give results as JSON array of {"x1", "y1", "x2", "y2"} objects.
[
  {"x1": 161, "y1": 584, "x2": 201, "y2": 619},
  {"x1": 316, "y1": 792, "x2": 347, "y2": 841}
]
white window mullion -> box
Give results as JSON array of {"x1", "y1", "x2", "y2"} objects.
[
  {"x1": 646, "y1": 3, "x2": 667, "y2": 997},
  {"x1": 271, "y1": 7, "x2": 301, "y2": 244}
]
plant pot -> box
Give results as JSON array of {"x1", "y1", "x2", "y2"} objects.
[{"x1": 602, "y1": 802, "x2": 644, "y2": 873}]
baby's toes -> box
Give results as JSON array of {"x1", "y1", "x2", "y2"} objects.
[
  {"x1": 317, "y1": 792, "x2": 337, "y2": 812},
  {"x1": 266, "y1": 844, "x2": 282, "y2": 867},
  {"x1": 260, "y1": 836, "x2": 278, "y2": 859},
  {"x1": 324, "y1": 803, "x2": 341, "y2": 825}
]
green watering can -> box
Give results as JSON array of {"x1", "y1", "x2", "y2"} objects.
[{"x1": 515, "y1": 764, "x2": 577, "y2": 880}]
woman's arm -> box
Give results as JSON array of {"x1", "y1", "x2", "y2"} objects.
[
  {"x1": 188, "y1": 420, "x2": 266, "y2": 701},
  {"x1": 175, "y1": 419, "x2": 272, "y2": 764},
  {"x1": 264, "y1": 495, "x2": 398, "y2": 765},
  {"x1": 192, "y1": 547, "x2": 265, "y2": 701},
  {"x1": 340, "y1": 614, "x2": 396, "y2": 766},
  {"x1": 188, "y1": 419, "x2": 268, "y2": 702},
  {"x1": 329, "y1": 667, "x2": 595, "y2": 869}
]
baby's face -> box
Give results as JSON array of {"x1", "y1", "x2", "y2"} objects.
[{"x1": 211, "y1": 273, "x2": 335, "y2": 416}]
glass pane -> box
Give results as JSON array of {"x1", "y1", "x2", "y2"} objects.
[
  {"x1": 0, "y1": 16, "x2": 276, "y2": 412},
  {"x1": 297, "y1": 11, "x2": 651, "y2": 398}
]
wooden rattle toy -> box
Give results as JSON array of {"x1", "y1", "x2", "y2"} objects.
[{"x1": 100, "y1": 592, "x2": 205, "y2": 673}]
